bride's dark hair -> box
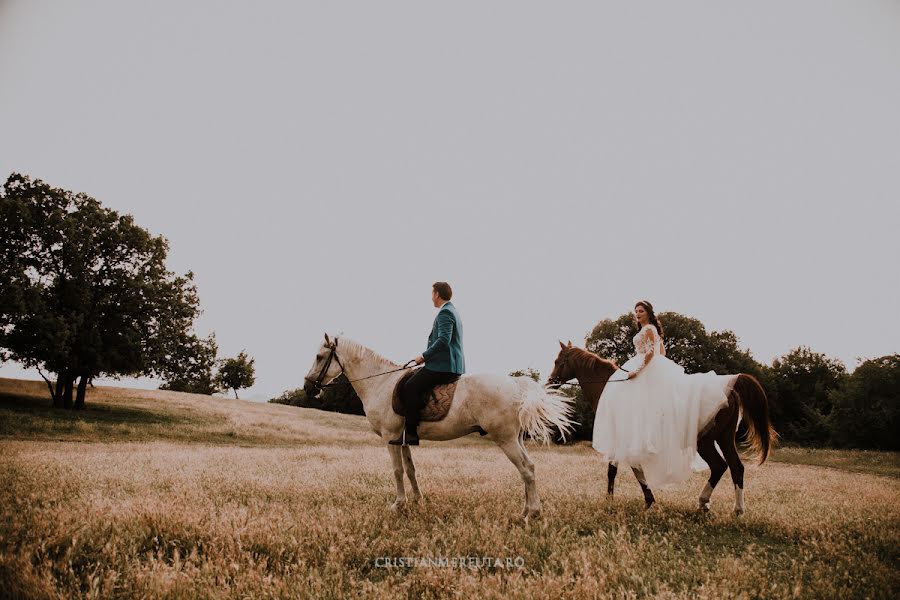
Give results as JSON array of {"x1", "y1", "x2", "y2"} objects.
[{"x1": 635, "y1": 300, "x2": 664, "y2": 338}]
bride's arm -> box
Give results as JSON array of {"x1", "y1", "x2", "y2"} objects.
[{"x1": 627, "y1": 327, "x2": 657, "y2": 379}]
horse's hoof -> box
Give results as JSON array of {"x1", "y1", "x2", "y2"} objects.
[
  {"x1": 389, "y1": 500, "x2": 407, "y2": 512},
  {"x1": 644, "y1": 498, "x2": 655, "y2": 511},
  {"x1": 411, "y1": 494, "x2": 424, "y2": 504},
  {"x1": 699, "y1": 502, "x2": 710, "y2": 513},
  {"x1": 526, "y1": 509, "x2": 543, "y2": 522},
  {"x1": 733, "y1": 508, "x2": 744, "y2": 518}
]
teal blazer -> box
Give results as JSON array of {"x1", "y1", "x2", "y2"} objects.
[{"x1": 422, "y1": 302, "x2": 465, "y2": 374}]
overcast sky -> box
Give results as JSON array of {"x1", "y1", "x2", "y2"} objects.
[{"x1": 2, "y1": 1, "x2": 898, "y2": 401}]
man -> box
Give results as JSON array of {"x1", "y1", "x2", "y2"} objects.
[{"x1": 389, "y1": 281, "x2": 465, "y2": 446}]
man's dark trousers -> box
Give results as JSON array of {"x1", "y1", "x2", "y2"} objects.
[{"x1": 401, "y1": 367, "x2": 458, "y2": 434}]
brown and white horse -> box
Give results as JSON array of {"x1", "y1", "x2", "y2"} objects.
[{"x1": 548, "y1": 342, "x2": 776, "y2": 515}]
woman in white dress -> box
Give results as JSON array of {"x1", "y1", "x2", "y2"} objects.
[{"x1": 592, "y1": 301, "x2": 740, "y2": 489}]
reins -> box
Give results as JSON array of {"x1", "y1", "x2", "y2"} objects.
[
  {"x1": 546, "y1": 367, "x2": 632, "y2": 389},
  {"x1": 305, "y1": 339, "x2": 418, "y2": 391},
  {"x1": 346, "y1": 361, "x2": 418, "y2": 384},
  {"x1": 547, "y1": 378, "x2": 626, "y2": 389}
]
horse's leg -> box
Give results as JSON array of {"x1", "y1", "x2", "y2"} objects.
[
  {"x1": 497, "y1": 436, "x2": 540, "y2": 521},
  {"x1": 607, "y1": 462, "x2": 618, "y2": 496},
  {"x1": 697, "y1": 432, "x2": 727, "y2": 513},
  {"x1": 386, "y1": 444, "x2": 407, "y2": 511},
  {"x1": 717, "y1": 424, "x2": 746, "y2": 516},
  {"x1": 519, "y1": 442, "x2": 541, "y2": 519},
  {"x1": 401, "y1": 445, "x2": 423, "y2": 502},
  {"x1": 631, "y1": 467, "x2": 655, "y2": 509}
]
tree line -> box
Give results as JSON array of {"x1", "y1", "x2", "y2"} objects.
[
  {"x1": 0, "y1": 174, "x2": 255, "y2": 406},
  {"x1": 273, "y1": 313, "x2": 898, "y2": 451}
]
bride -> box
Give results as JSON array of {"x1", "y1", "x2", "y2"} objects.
[{"x1": 592, "y1": 300, "x2": 739, "y2": 489}]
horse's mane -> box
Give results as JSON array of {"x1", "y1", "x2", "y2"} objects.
[
  {"x1": 335, "y1": 337, "x2": 400, "y2": 369},
  {"x1": 568, "y1": 347, "x2": 616, "y2": 374}
]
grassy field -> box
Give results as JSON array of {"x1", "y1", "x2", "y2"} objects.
[{"x1": 1, "y1": 377, "x2": 898, "y2": 599}]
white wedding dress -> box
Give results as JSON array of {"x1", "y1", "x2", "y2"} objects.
[{"x1": 592, "y1": 324, "x2": 738, "y2": 488}]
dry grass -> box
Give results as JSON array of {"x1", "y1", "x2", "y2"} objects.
[{"x1": 1, "y1": 378, "x2": 898, "y2": 599}]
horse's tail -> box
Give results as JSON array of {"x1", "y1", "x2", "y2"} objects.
[
  {"x1": 516, "y1": 379, "x2": 577, "y2": 445},
  {"x1": 734, "y1": 373, "x2": 778, "y2": 465}
]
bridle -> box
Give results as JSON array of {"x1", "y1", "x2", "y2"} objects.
[
  {"x1": 546, "y1": 352, "x2": 630, "y2": 389},
  {"x1": 304, "y1": 337, "x2": 417, "y2": 394},
  {"x1": 303, "y1": 340, "x2": 345, "y2": 395}
]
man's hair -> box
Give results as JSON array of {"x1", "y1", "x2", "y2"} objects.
[{"x1": 432, "y1": 282, "x2": 452, "y2": 301}]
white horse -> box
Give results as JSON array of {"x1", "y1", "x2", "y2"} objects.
[{"x1": 302, "y1": 334, "x2": 576, "y2": 520}]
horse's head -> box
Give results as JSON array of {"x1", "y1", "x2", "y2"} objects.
[
  {"x1": 303, "y1": 333, "x2": 345, "y2": 398},
  {"x1": 547, "y1": 340, "x2": 577, "y2": 387}
]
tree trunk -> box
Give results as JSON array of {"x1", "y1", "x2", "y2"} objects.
[
  {"x1": 49, "y1": 376, "x2": 61, "y2": 408},
  {"x1": 62, "y1": 375, "x2": 75, "y2": 409},
  {"x1": 233, "y1": 389, "x2": 239, "y2": 400},
  {"x1": 53, "y1": 372, "x2": 65, "y2": 408},
  {"x1": 74, "y1": 374, "x2": 89, "y2": 409}
]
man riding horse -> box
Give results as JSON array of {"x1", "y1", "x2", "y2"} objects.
[{"x1": 389, "y1": 281, "x2": 465, "y2": 446}]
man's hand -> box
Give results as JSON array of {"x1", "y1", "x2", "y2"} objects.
[
  {"x1": 414, "y1": 355, "x2": 425, "y2": 365},
  {"x1": 627, "y1": 371, "x2": 637, "y2": 380}
]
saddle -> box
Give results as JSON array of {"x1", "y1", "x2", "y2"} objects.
[{"x1": 392, "y1": 369, "x2": 460, "y2": 422}]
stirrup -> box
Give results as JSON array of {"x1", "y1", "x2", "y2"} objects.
[{"x1": 389, "y1": 430, "x2": 418, "y2": 446}]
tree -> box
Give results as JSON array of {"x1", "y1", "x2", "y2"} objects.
[
  {"x1": 216, "y1": 351, "x2": 256, "y2": 399},
  {"x1": 159, "y1": 333, "x2": 219, "y2": 395},
  {"x1": 829, "y1": 354, "x2": 899, "y2": 450},
  {"x1": 584, "y1": 313, "x2": 635, "y2": 367},
  {"x1": 587, "y1": 311, "x2": 763, "y2": 376},
  {"x1": 767, "y1": 347, "x2": 847, "y2": 444},
  {"x1": 0, "y1": 173, "x2": 203, "y2": 408}
]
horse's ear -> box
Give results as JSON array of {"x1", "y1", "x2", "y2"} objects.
[
  {"x1": 567, "y1": 340, "x2": 574, "y2": 348},
  {"x1": 333, "y1": 337, "x2": 338, "y2": 347},
  {"x1": 559, "y1": 340, "x2": 566, "y2": 350},
  {"x1": 324, "y1": 332, "x2": 330, "y2": 344}
]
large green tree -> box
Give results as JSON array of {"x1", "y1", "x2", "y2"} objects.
[
  {"x1": 766, "y1": 347, "x2": 847, "y2": 444},
  {"x1": 0, "y1": 173, "x2": 203, "y2": 408},
  {"x1": 586, "y1": 311, "x2": 763, "y2": 376},
  {"x1": 829, "y1": 354, "x2": 899, "y2": 450}
]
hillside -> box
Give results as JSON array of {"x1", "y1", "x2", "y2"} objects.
[
  {"x1": 0, "y1": 377, "x2": 380, "y2": 448},
  {"x1": 1, "y1": 377, "x2": 898, "y2": 599}
]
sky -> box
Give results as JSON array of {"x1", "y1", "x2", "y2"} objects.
[{"x1": 1, "y1": 1, "x2": 899, "y2": 401}]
